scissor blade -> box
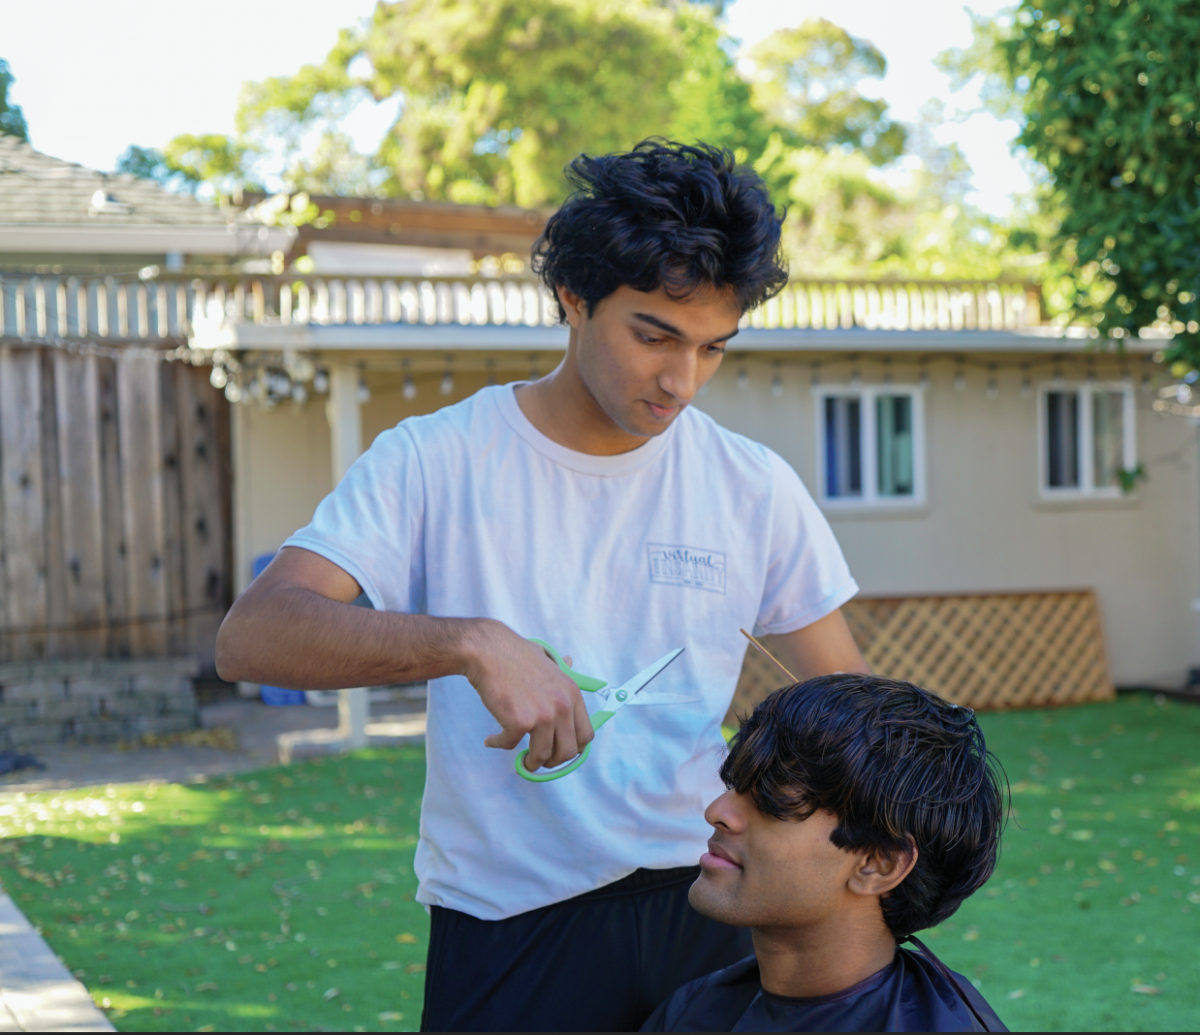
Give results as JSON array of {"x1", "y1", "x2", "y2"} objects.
[{"x1": 611, "y1": 648, "x2": 685, "y2": 703}]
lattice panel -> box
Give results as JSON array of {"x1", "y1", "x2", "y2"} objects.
[{"x1": 723, "y1": 591, "x2": 1114, "y2": 725}]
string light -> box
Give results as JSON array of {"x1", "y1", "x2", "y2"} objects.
[
  {"x1": 771, "y1": 361, "x2": 784, "y2": 397},
  {"x1": 209, "y1": 366, "x2": 227, "y2": 389},
  {"x1": 954, "y1": 366, "x2": 966, "y2": 392},
  {"x1": 529, "y1": 351, "x2": 540, "y2": 381},
  {"x1": 291, "y1": 383, "x2": 308, "y2": 404},
  {"x1": 312, "y1": 369, "x2": 329, "y2": 394},
  {"x1": 849, "y1": 368, "x2": 862, "y2": 388},
  {"x1": 356, "y1": 378, "x2": 371, "y2": 404},
  {"x1": 810, "y1": 361, "x2": 822, "y2": 387},
  {"x1": 486, "y1": 358, "x2": 497, "y2": 386},
  {"x1": 918, "y1": 361, "x2": 931, "y2": 390},
  {"x1": 737, "y1": 365, "x2": 749, "y2": 390},
  {"x1": 986, "y1": 364, "x2": 999, "y2": 401}
]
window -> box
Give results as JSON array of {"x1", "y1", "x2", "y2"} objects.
[
  {"x1": 1039, "y1": 382, "x2": 1136, "y2": 497},
  {"x1": 816, "y1": 386, "x2": 925, "y2": 506}
]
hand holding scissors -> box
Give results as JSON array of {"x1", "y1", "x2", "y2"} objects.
[{"x1": 516, "y1": 639, "x2": 685, "y2": 782}]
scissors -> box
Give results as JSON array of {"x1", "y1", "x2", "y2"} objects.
[{"x1": 515, "y1": 638, "x2": 685, "y2": 782}]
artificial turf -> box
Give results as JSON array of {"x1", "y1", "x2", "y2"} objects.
[{"x1": 0, "y1": 695, "x2": 1196, "y2": 1032}]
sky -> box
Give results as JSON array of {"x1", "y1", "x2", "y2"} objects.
[{"x1": 0, "y1": 0, "x2": 1028, "y2": 215}]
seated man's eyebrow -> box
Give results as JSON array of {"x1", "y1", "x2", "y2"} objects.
[{"x1": 632, "y1": 312, "x2": 740, "y2": 347}]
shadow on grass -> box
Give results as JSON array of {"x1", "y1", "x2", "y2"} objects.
[{"x1": 0, "y1": 748, "x2": 429, "y2": 1032}]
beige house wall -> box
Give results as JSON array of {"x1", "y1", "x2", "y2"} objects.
[{"x1": 229, "y1": 350, "x2": 1200, "y2": 686}]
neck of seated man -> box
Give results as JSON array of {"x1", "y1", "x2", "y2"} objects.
[{"x1": 691, "y1": 794, "x2": 917, "y2": 1000}]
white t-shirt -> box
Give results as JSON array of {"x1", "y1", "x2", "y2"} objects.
[{"x1": 284, "y1": 383, "x2": 857, "y2": 920}]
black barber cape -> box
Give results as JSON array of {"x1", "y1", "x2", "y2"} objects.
[{"x1": 641, "y1": 941, "x2": 1008, "y2": 1032}]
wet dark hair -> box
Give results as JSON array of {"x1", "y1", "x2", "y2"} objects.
[
  {"x1": 721, "y1": 674, "x2": 1007, "y2": 939},
  {"x1": 531, "y1": 139, "x2": 788, "y2": 321}
]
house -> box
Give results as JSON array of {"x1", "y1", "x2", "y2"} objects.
[
  {"x1": 4, "y1": 171, "x2": 1198, "y2": 727},
  {"x1": 185, "y1": 263, "x2": 1199, "y2": 702}
]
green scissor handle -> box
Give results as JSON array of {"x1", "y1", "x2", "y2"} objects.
[
  {"x1": 526, "y1": 638, "x2": 608, "y2": 692},
  {"x1": 515, "y1": 639, "x2": 609, "y2": 782}
]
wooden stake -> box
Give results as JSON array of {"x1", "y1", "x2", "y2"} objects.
[{"x1": 739, "y1": 628, "x2": 797, "y2": 683}]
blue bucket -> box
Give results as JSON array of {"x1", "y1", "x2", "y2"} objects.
[{"x1": 252, "y1": 552, "x2": 308, "y2": 706}]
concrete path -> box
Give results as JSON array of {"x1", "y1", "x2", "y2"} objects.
[
  {"x1": 0, "y1": 893, "x2": 112, "y2": 1032},
  {"x1": 0, "y1": 688, "x2": 427, "y2": 795}
]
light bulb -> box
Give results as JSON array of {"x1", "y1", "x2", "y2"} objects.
[
  {"x1": 441, "y1": 372, "x2": 454, "y2": 395},
  {"x1": 810, "y1": 363, "x2": 821, "y2": 387},
  {"x1": 224, "y1": 382, "x2": 242, "y2": 403},
  {"x1": 986, "y1": 378, "x2": 999, "y2": 401},
  {"x1": 357, "y1": 379, "x2": 371, "y2": 404},
  {"x1": 1141, "y1": 375, "x2": 1153, "y2": 394},
  {"x1": 403, "y1": 376, "x2": 417, "y2": 401},
  {"x1": 850, "y1": 369, "x2": 862, "y2": 388},
  {"x1": 918, "y1": 370, "x2": 931, "y2": 390},
  {"x1": 954, "y1": 370, "x2": 966, "y2": 392},
  {"x1": 771, "y1": 374, "x2": 784, "y2": 397},
  {"x1": 209, "y1": 366, "x2": 228, "y2": 389},
  {"x1": 737, "y1": 367, "x2": 749, "y2": 390},
  {"x1": 312, "y1": 370, "x2": 329, "y2": 394},
  {"x1": 291, "y1": 384, "x2": 308, "y2": 404},
  {"x1": 1021, "y1": 377, "x2": 1033, "y2": 399}
]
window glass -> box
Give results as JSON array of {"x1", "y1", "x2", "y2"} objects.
[
  {"x1": 876, "y1": 394, "x2": 914, "y2": 497},
  {"x1": 824, "y1": 395, "x2": 862, "y2": 498},
  {"x1": 1092, "y1": 390, "x2": 1125, "y2": 488},
  {"x1": 1046, "y1": 391, "x2": 1079, "y2": 488}
]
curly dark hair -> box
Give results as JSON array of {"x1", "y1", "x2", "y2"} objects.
[
  {"x1": 531, "y1": 140, "x2": 788, "y2": 321},
  {"x1": 721, "y1": 674, "x2": 1007, "y2": 938}
]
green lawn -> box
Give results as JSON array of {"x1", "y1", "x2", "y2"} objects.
[{"x1": 0, "y1": 695, "x2": 1196, "y2": 1032}]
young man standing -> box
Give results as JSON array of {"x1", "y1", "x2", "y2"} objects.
[{"x1": 216, "y1": 141, "x2": 867, "y2": 1031}]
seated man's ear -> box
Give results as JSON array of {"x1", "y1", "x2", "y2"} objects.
[{"x1": 847, "y1": 837, "x2": 918, "y2": 898}]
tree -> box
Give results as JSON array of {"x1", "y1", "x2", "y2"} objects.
[
  {"x1": 0, "y1": 59, "x2": 29, "y2": 141},
  {"x1": 116, "y1": 135, "x2": 260, "y2": 199},
  {"x1": 743, "y1": 20, "x2": 906, "y2": 165},
  {"x1": 945, "y1": 0, "x2": 1200, "y2": 375}
]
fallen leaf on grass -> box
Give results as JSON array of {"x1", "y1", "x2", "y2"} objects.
[
  {"x1": 381, "y1": 961, "x2": 402, "y2": 970},
  {"x1": 1006, "y1": 989, "x2": 1026, "y2": 1000},
  {"x1": 195, "y1": 982, "x2": 219, "y2": 992},
  {"x1": 378, "y1": 1011, "x2": 404, "y2": 1021},
  {"x1": 1132, "y1": 984, "x2": 1162, "y2": 995},
  {"x1": 406, "y1": 964, "x2": 425, "y2": 975},
  {"x1": 396, "y1": 932, "x2": 418, "y2": 944},
  {"x1": 323, "y1": 987, "x2": 340, "y2": 1000}
]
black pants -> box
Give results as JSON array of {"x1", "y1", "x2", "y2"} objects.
[{"x1": 420, "y1": 866, "x2": 752, "y2": 1032}]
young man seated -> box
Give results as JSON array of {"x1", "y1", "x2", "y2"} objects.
[{"x1": 643, "y1": 674, "x2": 1008, "y2": 1032}]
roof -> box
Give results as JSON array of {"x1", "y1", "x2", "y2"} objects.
[
  {"x1": 0, "y1": 134, "x2": 235, "y2": 226},
  {"x1": 241, "y1": 191, "x2": 549, "y2": 258}
]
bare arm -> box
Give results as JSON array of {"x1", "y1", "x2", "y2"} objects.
[
  {"x1": 763, "y1": 608, "x2": 870, "y2": 683},
  {"x1": 215, "y1": 546, "x2": 593, "y2": 770}
]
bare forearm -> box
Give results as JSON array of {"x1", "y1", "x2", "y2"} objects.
[{"x1": 216, "y1": 587, "x2": 479, "y2": 689}]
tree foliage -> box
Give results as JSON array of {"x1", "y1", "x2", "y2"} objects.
[
  {"x1": 0, "y1": 59, "x2": 29, "y2": 141},
  {"x1": 744, "y1": 20, "x2": 905, "y2": 164},
  {"x1": 948, "y1": 0, "x2": 1200, "y2": 373}
]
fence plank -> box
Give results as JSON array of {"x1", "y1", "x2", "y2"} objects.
[
  {"x1": 38, "y1": 350, "x2": 69, "y2": 658},
  {"x1": 0, "y1": 348, "x2": 48, "y2": 661},
  {"x1": 159, "y1": 362, "x2": 187, "y2": 655},
  {"x1": 177, "y1": 365, "x2": 231, "y2": 668},
  {"x1": 54, "y1": 352, "x2": 108, "y2": 657},
  {"x1": 96, "y1": 356, "x2": 130, "y2": 657},
  {"x1": 116, "y1": 351, "x2": 168, "y2": 655}
]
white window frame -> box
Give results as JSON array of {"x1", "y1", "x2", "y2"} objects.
[
  {"x1": 1037, "y1": 381, "x2": 1137, "y2": 500},
  {"x1": 814, "y1": 384, "x2": 927, "y2": 509}
]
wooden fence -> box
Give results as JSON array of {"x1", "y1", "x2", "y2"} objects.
[
  {"x1": 0, "y1": 344, "x2": 232, "y2": 668},
  {"x1": 726, "y1": 590, "x2": 1114, "y2": 723}
]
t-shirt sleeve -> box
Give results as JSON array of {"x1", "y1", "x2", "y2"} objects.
[
  {"x1": 282, "y1": 424, "x2": 426, "y2": 615},
  {"x1": 755, "y1": 450, "x2": 858, "y2": 636}
]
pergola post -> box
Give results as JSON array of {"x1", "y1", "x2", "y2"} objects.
[{"x1": 326, "y1": 363, "x2": 369, "y2": 748}]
